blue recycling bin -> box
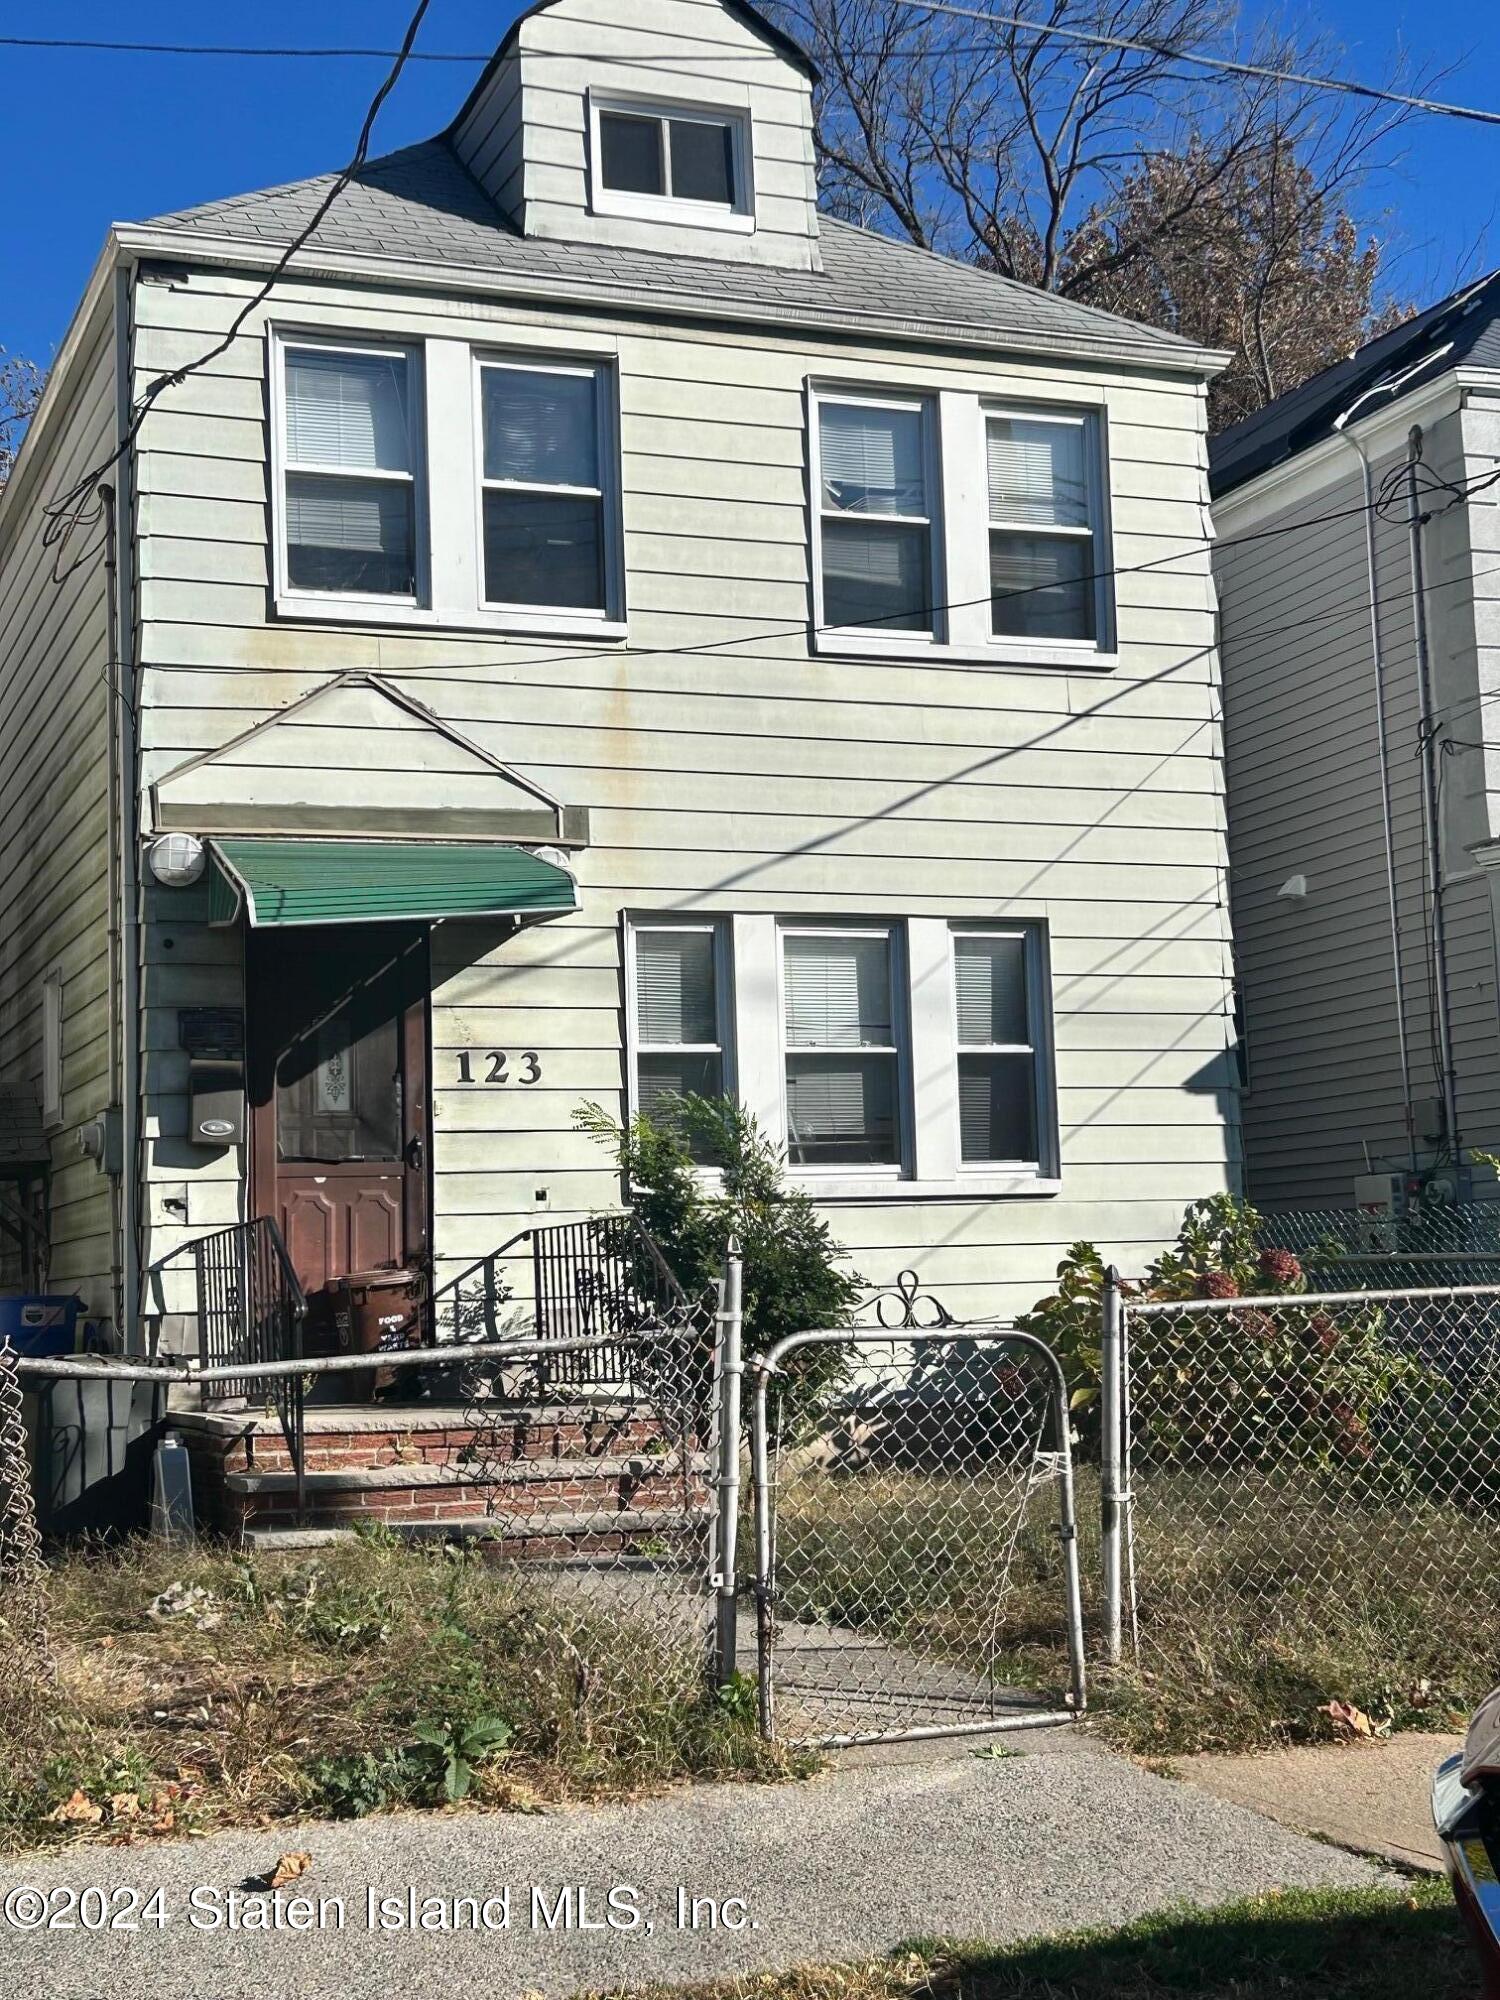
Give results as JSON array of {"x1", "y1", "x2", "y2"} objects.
[{"x1": 0, "y1": 1294, "x2": 84, "y2": 1356}]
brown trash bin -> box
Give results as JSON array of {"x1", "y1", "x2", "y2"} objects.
[{"x1": 328, "y1": 1269, "x2": 424, "y2": 1402}]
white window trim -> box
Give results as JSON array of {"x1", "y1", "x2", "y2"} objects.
[
  {"x1": 624, "y1": 917, "x2": 736, "y2": 1126},
  {"x1": 41, "y1": 967, "x2": 64, "y2": 1128},
  {"x1": 473, "y1": 352, "x2": 625, "y2": 629},
  {"x1": 809, "y1": 386, "x2": 946, "y2": 657},
  {"x1": 950, "y1": 924, "x2": 1059, "y2": 1178},
  {"x1": 778, "y1": 922, "x2": 910, "y2": 1184},
  {"x1": 983, "y1": 402, "x2": 1113, "y2": 657},
  {"x1": 730, "y1": 915, "x2": 1060, "y2": 1200},
  {"x1": 269, "y1": 326, "x2": 628, "y2": 639},
  {"x1": 269, "y1": 330, "x2": 427, "y2": 620},
  {"x1": 587, "y1": 91, "x2": 756, "y2": 233},
  {"x1": 808, "y1": 380, "x2": 1120, "y2": 672}
]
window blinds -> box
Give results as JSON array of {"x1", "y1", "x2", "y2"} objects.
[
  {"x1": 482, "y1": 369, "x2": 598, "y2": 489},
  {"x1": 783, "y1": 933, "x2": 892, "y2": 1047},
  {"x1": 286, "y1": 477, "x2": 409, "y2": 555},
  {"x1": 986, "y1": 416, "x2": 1088, "y2": 528},
  {"x1": 954, "y1": 935, "x2": 1030, "y2": 1046},
  {"x1": 635, "y1": 930, "x2": 717, "y2": 1046},
  {"x1": 286, "y1": 350, "x2": 411, "y2": 471},
  {"x1": 820, "y1": 403, "x2": 925, "y2": 516}
]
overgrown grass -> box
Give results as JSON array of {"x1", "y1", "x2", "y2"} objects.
[
  {"x1": 0, "y1": 1531, "x2": 804, "y2": 1856},
  {"x1": 770, "y1": 1461, "x2": 1498, "y2": 1753},
  {"x1": 1109, "y1": 1468, "x2": 1500, "y2": 1754},
  {"x1": 603, "y1": 1881, "x2": 1474, "y2": 2000}
]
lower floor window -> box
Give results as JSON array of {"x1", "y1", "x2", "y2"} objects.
[
  {"x1": 782, "y1": 928, "x2": 902, "y2": 1168},
  {"x1": 626, "y1": 914, "x2": 1056, "y2": 1186}
]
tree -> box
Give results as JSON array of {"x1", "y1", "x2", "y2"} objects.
[
  {"x1": 0, "y1": 351, "x2": 45, "y2": 487},
  {"x1": 1064, "y1": 138, "x2": 1410, "y2": 429},
  {"x1": 766, "y1": 0, "x2": 1418, "y2": 426}
]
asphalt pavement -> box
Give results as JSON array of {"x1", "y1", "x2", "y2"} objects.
[{"x1": 0, "y1": 1728, "x2": 1393, "y2": 2000}]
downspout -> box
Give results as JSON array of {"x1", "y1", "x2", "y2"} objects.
[
  {"x1": 99, "y1": 485, "x2": 124, "y2": 1337},
  {"x1": 1331, "y1": 394, "x2": 1421, "y2": 1173},
  {"x1": 110, "y1": 260, "x2": 143, "y2": 1353},
  {"x1": 1405, "y1": 424, "x2": 1463, "y2": 1161}
]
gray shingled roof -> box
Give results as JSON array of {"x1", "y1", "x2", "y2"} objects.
[
  {"x1": 135, "y1": 139, "x2": 1213, "y2": 373},
  {"x1": 1211, "y1": 270, "x2": 1500, "y2": 497}
]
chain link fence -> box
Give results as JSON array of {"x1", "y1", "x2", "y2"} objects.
[
  {"x1": 752, "y1": 1321, "x2": 1086, "y2": 1747},
  {"x1": 0, "y1": 1341, "x2": 52, "y2": 1674},
  {"x1": 1120, "y1": 1282, "x2": 1500, "y2": 1715},
  {"x1": 1259, "y1": 1203, "x2": 1500, "y2": 1290},
  {"x1": 449, "y1": 1305, "x2": 727, "y2": 1727}
]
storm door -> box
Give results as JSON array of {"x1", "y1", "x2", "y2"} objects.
[{"x1": 248, "y1": 925, "x2": 429, "y2": 1321}]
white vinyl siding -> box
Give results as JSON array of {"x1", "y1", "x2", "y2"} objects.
[
  {"x1": 131, "y1": 243, "x2": 1232, "y2": 1325},
  {"x1": 279, "y1": 343, "x2": 418, "y2": 602},
  {"x1": 782, "y1": 927, "x2": 904, "y2": 1170}
]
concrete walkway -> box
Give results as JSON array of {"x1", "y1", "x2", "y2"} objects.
[
  {"x1": 1172, "y1": 1732, "x2": 1462, "y2": 1873},
  {"x1": 2, "y1": 1729, "x2": 1392, "y2": 2000}
]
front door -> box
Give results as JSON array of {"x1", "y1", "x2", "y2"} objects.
[{"x1": 248, "y1": 925, "x2": 429, "y2": 1334}]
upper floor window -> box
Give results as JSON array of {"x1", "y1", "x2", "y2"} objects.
[
  {"x1": 281, "y1": 344, "x2": 418, "y2": 600},
  {"x1": 987, "y1": 410, "x2": 1101, "y2": 643},
  {"x1": 479, "y1": 360, "x2": 609, "y2": 613},
  {"x1": 590, "y1": 95, "x2": 753, "y2": 227},
  {"x1": 816, "y1": 396, "x2": 935, "y2": 637},
  {"x1": 809, "y1": 383, "x2": 1113, "y2": 664}
]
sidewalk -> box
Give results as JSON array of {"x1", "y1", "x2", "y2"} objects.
[
  {"x1": 1171, "y1": 1732, "x2": 1462, "y2": 1872},
  {"x1": 2, "y1": 1729, "x2": 1391, "y2": 2000}
]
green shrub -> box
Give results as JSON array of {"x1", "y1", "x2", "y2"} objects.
[{"x1": 575, "y1": 1095, "x2": 862, "y2": 1406}]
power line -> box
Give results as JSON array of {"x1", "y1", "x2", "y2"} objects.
[
  {"x1": 8, "y1": 19, "x2": 1500, "y2": 129},
  {"x1": 888, "y1": 0, "x2": 1500, "y2": 130},
  {"x1": 134, "y1": 465, "x2": 1500, "y2": 695},
  {"x1": 39, "y1": 0, "x2": 436, "y2": 583}
]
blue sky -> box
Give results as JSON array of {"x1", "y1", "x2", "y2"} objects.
[{"x1": 3, "y1": 0, "x2": 1498, "y2": 368}]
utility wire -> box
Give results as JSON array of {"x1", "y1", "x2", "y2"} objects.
[
  {"x1": 128, "y1": 462, "x2": 1500, "y2": 694},
  {"x1": 888, "y1": 0, "x2": 1500, "y2": 130},
  {"x1": 38, "y1": 0, "x2": 435, "y2": 584},
  {"x1": 6, "y1": 17, "x2": 1500, "y2": 128}
]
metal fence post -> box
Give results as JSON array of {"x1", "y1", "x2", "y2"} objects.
[
  {"x1": 711, "y1": 1235, "x2": 744, "y2": 1687},
  {"x1": 1100, "y1": 1263, "x2": 1125, "y2": 1666}
]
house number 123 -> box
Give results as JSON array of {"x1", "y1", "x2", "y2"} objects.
[{"x1": 454, "y1": 1050, "x2": 541, "y2": 1085}]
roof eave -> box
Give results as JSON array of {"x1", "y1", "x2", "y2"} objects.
[
  {"x1": 0, "y1": 233, "x2": 127, "y2": 552},
  {"x1": 113, "y1": 222, "x2": 1232, "y2": 379}
]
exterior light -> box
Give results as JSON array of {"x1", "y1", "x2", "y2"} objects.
[{"x1": 148, "y1": 832, "x2": 207, "y2": 888}]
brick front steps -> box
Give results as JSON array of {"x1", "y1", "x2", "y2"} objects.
[{"x1": 174, "y1": 1402, "x2": 711, "y2": 1548}]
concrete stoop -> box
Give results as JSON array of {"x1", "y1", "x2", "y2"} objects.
[{"x1": 174, "y1": 1401, "x2": 710, "y2": 1548}]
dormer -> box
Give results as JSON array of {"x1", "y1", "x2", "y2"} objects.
[{"x1": 450, "y1": 0, "x2": 822, "y2": 271}]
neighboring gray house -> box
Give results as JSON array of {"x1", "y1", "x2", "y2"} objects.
[
  {"x1": 1212, "y1": 274, "x2": 1500, "y2": 1211},
  {"x1": 0, "y1": 0, "x2": 1236, "y2": 1361}
]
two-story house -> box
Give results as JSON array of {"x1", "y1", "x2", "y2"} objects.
[
  {"x1": 1, "y1": 0, "x2": 1236, "y2": 1377},
  {"x1": 1212, "y1": 272, "x2": 1500, "y2": 1213}
]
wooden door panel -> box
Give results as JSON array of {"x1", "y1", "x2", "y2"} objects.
[
  {"x1": 348, "y1": 1185, "x2": 403, "y2": 1276},
  {"x1": 248, "y1": 925, "x2": 430, "y2": 1315}
]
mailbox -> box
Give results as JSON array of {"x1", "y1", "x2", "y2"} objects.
[
  {"x1": 188, "y1": 1058, "x2": 245, "y2": 1147},
  {"x1": 179, "y1": 1008, "x2": 245, "y2": 1150}
]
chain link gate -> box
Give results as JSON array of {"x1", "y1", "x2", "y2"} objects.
[{"x1": 750, "y1": 1280, "x2": 1087, "y2": 1748}]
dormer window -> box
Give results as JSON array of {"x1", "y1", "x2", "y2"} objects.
[{"x1": 589, "y1": 94, "x2": 753, "y2": 230}]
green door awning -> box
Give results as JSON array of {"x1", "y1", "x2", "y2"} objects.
[{"x1": 208, "y1": 838, "x2": 578, "y2": 928}]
